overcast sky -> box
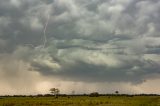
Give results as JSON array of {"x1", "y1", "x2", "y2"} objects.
[{"x1": 0, "y1": 0, "x2": 160, "y2": 95}]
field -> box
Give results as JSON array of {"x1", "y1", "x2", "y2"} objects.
[{"x1": 0, "y1": 96, "x2": 160, "y2": 106}]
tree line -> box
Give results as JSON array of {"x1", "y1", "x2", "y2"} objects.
[{"x1": 0, "y1": 88, "x2": 159, "y2": 97}]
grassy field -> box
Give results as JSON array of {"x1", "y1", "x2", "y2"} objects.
[{"x1": 0, "y1": 96, "x2": 160, "y2": 106}]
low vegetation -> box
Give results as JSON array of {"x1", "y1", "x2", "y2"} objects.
[{"x1": 0, "y1": 95, "x2": 159, "y2": 106}]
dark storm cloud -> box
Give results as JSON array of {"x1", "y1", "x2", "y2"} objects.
[
  {"x1": 0, "y1": 0, "x2": 160, "y2": 84},
  {"x1": 31, "y1": 53, "x2": 160, "y2": 84},
  {"x1": 0, "y1": 0, "x2": 50, "y2": 53}
]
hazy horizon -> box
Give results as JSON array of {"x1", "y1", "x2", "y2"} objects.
[{"x1": 0, "y1": 0, "x2": 160, "y2": 95}]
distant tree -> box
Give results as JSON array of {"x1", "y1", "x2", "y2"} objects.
[
  {"x1": 37, "y1": 94, "x2": 43, "y2": 97},
  {"x1": 115, "y1": 91, "x2": 119, "y2": 95},
  {"x1": 50, "y1": 88, "x2": 60, "y2": 98},
  {"x1": 89, "y1": 92, "x2": 99, "y2": 97}
]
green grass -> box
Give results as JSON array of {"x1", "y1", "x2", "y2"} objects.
[{"x1": 0, "y1": 96, "x2": 160, "y2": 106}]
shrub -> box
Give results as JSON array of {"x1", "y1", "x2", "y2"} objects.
[{"x1": 89, "y1": 92, "x2": 99, "y2": 97}]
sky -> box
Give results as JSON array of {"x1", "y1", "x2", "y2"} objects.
[{"x1": 0, "y1": 0, "x2": 160, "y2": 95}]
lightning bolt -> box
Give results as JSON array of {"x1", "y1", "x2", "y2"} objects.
[{"x1": 42, "y1": 14, "x2": 50, "y2": 49}]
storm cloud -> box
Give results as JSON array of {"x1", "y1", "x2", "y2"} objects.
[{"x1": 0, "y1": 0, "x2": 160, "y2": 94}]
